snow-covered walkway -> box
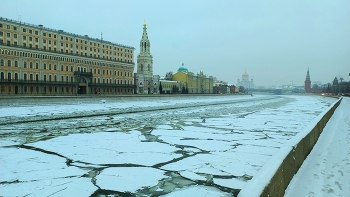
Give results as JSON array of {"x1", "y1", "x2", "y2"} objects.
[{"x1": 285, "y1": 97, "x2": 350, "y2": 197}]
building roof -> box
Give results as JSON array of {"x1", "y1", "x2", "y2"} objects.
[{"x1": 178, "y1": 66, "x2": 188, "y2": 72}]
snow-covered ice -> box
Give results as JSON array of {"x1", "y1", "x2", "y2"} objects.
[
  {"x1": 96, "y1": 167, "x2": 168, "y2": 192},
  {"x1": 0, "y1": 95, "x2": 339, "y2": 196}
]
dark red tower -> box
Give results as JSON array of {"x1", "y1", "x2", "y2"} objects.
[{"x1": 304, "y1": 68, "x2": 311, "y2": 93}]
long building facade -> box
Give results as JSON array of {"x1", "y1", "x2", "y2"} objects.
[{"x1": 0, "y1": 17, "x2": 135, "y2": 95}]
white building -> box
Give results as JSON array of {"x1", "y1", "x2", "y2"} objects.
[
  {"x1": 134, "y1": 22, "x2": 159, "y2": 94},
  {"x1": 237, "y1": 71, "x2": 254, "y2": 89}
]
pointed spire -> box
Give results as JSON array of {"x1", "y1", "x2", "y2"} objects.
[{"x1": 306, "y1": 68, "x2": 310, "y2": 80}]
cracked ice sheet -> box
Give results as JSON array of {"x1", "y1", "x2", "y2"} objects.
[
  {"x1": 28, "y1": 131, "x2": 182, "y2": 166},
  {"x1": 161, "y1": 152, "x2": 267, "y2": 177},
  {"x1": 160, "y1": 185, "x2": 231, "y2": 197},
  {"x1": 96, "y1": 167, "x2": 167, "y2": 192},
  {"x1": 0, "y1": 148, "x2": 95, "y2": 196},
  {"x1": 1, "y1": 95, "x2": 266, "y2": 118},
  {"x1": 0, "y1": 177, "x2": 96, "y2": 197}
]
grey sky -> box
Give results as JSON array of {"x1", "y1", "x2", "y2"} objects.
[{"x1": 2, "y1": 0, "x2": 349, "y2": 87}]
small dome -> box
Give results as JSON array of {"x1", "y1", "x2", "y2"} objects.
[
  {"x1": 242, "y1": 72, "x2": 249, "y2": 76},
  {"x1": 178, "y1": 66, "x2": 188, "y2": 72}
]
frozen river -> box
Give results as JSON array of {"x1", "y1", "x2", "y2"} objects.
[{"x1": 0, "y1": 94, "x2": 338, "y2": 196}]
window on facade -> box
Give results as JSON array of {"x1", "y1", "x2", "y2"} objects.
[
  {"x1": 49, "y1": 64, "x2": 52, "y2": 70},
  {"x1": 35, "y1": 63, "x2": 38, "y2": 69},
  {"x1": 7, "y1": 60, "x2": 11, "y2": 67},
  {"x1": 43, "y1": 33, "x2": 46, "y2": 36},
  {"x1": 30, "y1": 62, "x2": 33, "y2": 68},
  {"x1": 14, "y1": 60, "x2": 18, "y2": 67},
  {"x1": 61, "y1": 65, "x2": 63, "y2": 71},
  {"x1": 29, "y1": 37, "x2": 32, "y2": 41},
  {"x1": 35, "y1": 31, "x2": 38, "y2": 35},
  {"x1": 48, "y1": 33, "x2": 51, "y2": 38},
  {"x1": 0, "y1": 31, "x2": 3, "y2": 36},
  {"x1": 6, "y1": 25, "x2": 10, "y2": 29},
  {"x1": 36, "y1": 74, "x2": 39, "y2": 81},
  {"x1": 29, "y1": 29, "x2": 32, "y2": 34},
  {"x1": 23, "y1": 62, "x2": 27, "y2": 68},
  {"x1": 23, "y1": 73, "x2": 27, "y2": 80},
  {"x1": 23, "y1": 28, "x2": 26, "y2": 32},
  {"x1": 23, "y1": 36, "x2": 26, "y2": 40}
]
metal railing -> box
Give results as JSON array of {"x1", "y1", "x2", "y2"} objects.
[{"x1": 74, "y1": 71, "x2": 93, "y2": 78}]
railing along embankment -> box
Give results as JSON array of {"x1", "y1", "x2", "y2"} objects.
[{"x1": 238, "y1": 97, "x2": 343, "y2": 197}]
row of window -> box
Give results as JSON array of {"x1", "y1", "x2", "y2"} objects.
[
  {"x1": 0, "y1": 35, "x2": 132, "y2": 56},
  {"x1": 1, "y1": 58, "x2": 133, "y2": 76},
  {"x1": 0, "y1": 23, "x2": 133, "y2": 53},
  {"x1": 1, "y1": 72, "x2": 133, "y2": 84},
  {"x1": 1, "y1": 49, "x2": 133, "y2": 66},
  {"x1": 0, "y1": 42, "x2": 133, "y2": 62}
]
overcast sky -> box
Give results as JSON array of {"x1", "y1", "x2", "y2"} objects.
[{"x1": 1, "y1": 0, "x2": 349, "y2": 87}]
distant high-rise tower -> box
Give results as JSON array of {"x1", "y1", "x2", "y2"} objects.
[{"x1": 304, "y1": 68, "x2": 311, "y2": 93}]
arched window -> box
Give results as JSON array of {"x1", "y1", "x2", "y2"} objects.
[
  {"x1": 23, "y1": 73, "x2": 27, "y2": 80},
  {"x1": 148, "y1": 64, "x2": 150, "y2": 71},
  {"x1": 0, "y1": 59, "x2": 4, "y2": 66},
  {"x1": 14, "y1": 61, "x2": 18, "y2": 67},
  {"x1": 23, "y1": 62, "x2": 27, "y2": 68},
  {"x1": 30, "y1": 62, "x2": 33, "y2": 68},
  {"x1": 141, "y1": 64, "x2": 143, "y2": 71},
  {"x1": 7, "y1": 60, "x2": 11, "y2": 67}
]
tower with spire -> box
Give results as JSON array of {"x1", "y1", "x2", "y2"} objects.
[
  {"x1": 137, "y1": 21, "x2": 153, "y2": 77},
  {"x1": 134, "y1": 22, "x2": 159, "y2": 94},
  {"x1": 304, "y1": 68, "x2": 311, "y2": 93}
]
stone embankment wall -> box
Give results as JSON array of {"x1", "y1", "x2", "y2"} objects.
[{"x1": 238, "y1": 97, "x2": 342, "y2": 197}]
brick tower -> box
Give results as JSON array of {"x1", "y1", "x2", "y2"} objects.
[{"x1": 304, "y1": 68, "x2": 311, "y2": 93}]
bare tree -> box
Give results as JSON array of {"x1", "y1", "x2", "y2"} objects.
[{"x1": 165, "y1": 72, "x2": 173, "y2": 80}]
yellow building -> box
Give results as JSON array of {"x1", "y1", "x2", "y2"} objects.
[
  {"x1": 172, "y1": 64, "x2": 213, "y2": 94},
  {"x1": 160, "y1": 80, "x2": 186, "y2": 94},
  {"x1": 0, "y1": 17, "x2": 135, "y2": 95}
]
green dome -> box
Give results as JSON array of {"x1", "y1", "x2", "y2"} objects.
[{"x1": 178, "y1": 66, "x2": 188, "y2": 72}]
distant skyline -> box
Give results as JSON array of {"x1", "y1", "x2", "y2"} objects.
[{"x1": 1, "y1": 0, "x2": 349, "y2": 86}]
